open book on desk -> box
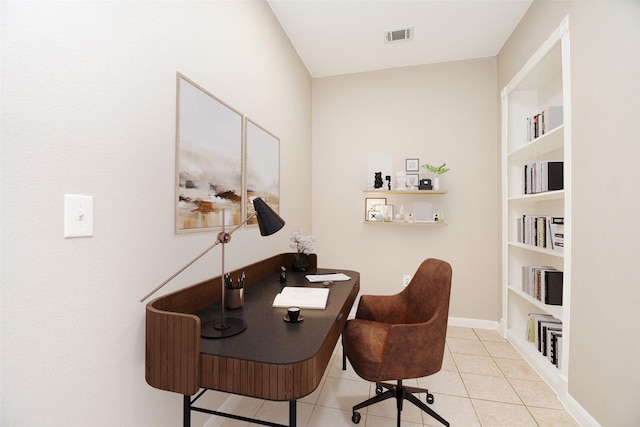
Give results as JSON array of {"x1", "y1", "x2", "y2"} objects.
[
  {"x1": 305, "y1": 273, "x2": 351, "y2": 283},
  {"x1": 272, "y1": 287, "x2": 330, "y2": 310}
]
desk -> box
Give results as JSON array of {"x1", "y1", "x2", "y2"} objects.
[{"x1": 145, "y1": 253, "x2": 360, "y2": 427}]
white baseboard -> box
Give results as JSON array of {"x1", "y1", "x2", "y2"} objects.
[
  {"x1": 448, "y1": 316, "x2": 500, "y2": 330},
  {"x1": 562, "y1": 393, "x2": 603, "y2": 427}
]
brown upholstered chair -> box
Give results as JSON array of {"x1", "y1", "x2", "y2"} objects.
[{"x1": 342, "y1": 258, "x2": 452, "y2": 427}]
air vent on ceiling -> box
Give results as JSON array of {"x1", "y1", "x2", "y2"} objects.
[{"x1": 384, "y1": 27, "x2": 414, "y2": 44}]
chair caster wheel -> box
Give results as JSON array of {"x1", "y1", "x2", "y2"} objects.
[
  {"x1": 375, "y1": 385, "x2": 383, "y2": 395},
  {"x1": 352, "y1": 411, "x2": 361, "y2": 424},
  {"x1": 426, "y1": 392, "x2": 434, "y2": 404}
]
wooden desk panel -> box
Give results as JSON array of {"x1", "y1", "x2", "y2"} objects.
[
  {"x1": 196, "y1": 277, "x2": 358, "y2": 400},
  {"x1": 145, "y1": 253, "x2": 358, "y2": 401}
]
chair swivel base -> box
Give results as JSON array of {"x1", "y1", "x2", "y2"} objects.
[{"x1": 351, "y1": 380, "x2": 449, "y2": 427}]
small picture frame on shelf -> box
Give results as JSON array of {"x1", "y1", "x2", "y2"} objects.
[
  {"x1": 365, "y1": 198, "x2": 386, "y2": 221},
  {"x1": 406, "y1": 173, "x2": 419, "y2": 188},
  {"x1": 405, "y1": 158, "x2": 419, "y2": 172}
]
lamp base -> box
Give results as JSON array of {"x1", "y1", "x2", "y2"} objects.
[{"x1": 201, "y1": 317, "x2": 247, "y2": 339}]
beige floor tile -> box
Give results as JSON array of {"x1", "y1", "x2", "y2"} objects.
[
  {"x1": 509, "y1": 378, "x2": 564, "y2": 409},
  {"x1": 326, "y1": 353, "x2": 367, "y2": 383},
  {"x1": 474, "y1": 328, "x2": 507, "y2": 343},
  {"x1": 424, "y1": 394, "x2": 480, "y2": 427},
  {"x1": 452, "y1": 353, "x2": 503, "y2": 377},
  {"x1": 472, "y1": 399, "x2": 538, "y2": 427},
  {"x1": 447, "y1": 325, "x2": 479, "y2": 339},
  {"x1": 247, "y1": 401, "x2": 313, "y2": 427},
  {"x1": 315, "y1": 377, "x2": 371, "y2": 412},
  {"x1": 306, "y1": 405, "x2": 354, "y2": 427},
  {"x1": 528, "y1": 406, "x2": 581, "y2": 427},
  {"x1": 365, "y1": 413, "x2": 423, "y2": 426},
  {"x1": 483, "y1": 340, "x2": 523, "y2": 359},
  {"x1": 447, "y1": 337, "x2": 490, "y2": 356},
  {"x1": 363, "y1": 387, "x2": 424, "y2": 424},
  {"x1": 417, "y1": 369, "x2": 468, "y2": 397},
  {"x1": 441, "y1": 348, "x2": 457, "y2": 371},
  {"x1": 494, "y1": 357, "x2": 541, "y2": 381},
  {"x1": 202, "y1": 394, "x2": 261, "y2": 427},
  {"x1": 460, "y1": 373, "x2": 522, "y2": 404}
]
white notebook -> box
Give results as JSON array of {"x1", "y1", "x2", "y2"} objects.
[
  {"x1": 272, "y1": 287, "x2": 330, "y2": 310},
  {"x1": 305, "y1": 273, "x2": 351, "y2": 283}
]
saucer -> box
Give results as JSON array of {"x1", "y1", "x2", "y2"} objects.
[{"x1": 284, "y1": 314, "x2": 304, "y2": 323}]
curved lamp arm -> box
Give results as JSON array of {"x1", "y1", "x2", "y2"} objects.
[{"x1": 139, "y1": 197, "x2": 284, "y2": 303}]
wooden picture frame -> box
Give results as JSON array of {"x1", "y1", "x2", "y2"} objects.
[
  {"x1": 365, "y1": 197, "x2": 386, "y2": 221},
  {"x1": 175, "y1": 73, "x2": 243, "y2": 232},
  {"x1": 405, "y1": 158, "x2": 419, "y2": 172},
  {"x1": 406, "y1": 173, "x2": 419, "y2": 188}
]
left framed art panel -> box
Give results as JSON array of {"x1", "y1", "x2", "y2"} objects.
[{"x1": 175, "y1": 73, "x2": 243, "y2": 232}]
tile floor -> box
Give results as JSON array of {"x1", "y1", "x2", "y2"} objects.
[{"x1": 196, "y1": 326, "x2": 580, "y2": 427}]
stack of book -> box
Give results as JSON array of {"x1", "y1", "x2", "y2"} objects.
[
  {"x1": 526, "y1": 105, "x2": 563, "y2": 142},
  {"x1": 523, "y1": 161, "x2": 563, "y2": 194},
  {"x1": 527, "y1": 313, "x2": 563, "y2": 368},
  {"x1": 522, "y1": 266, "x2": 563, "y2": 305},
  {"x1": 516, "y1": 215, "x2": 564, "y2": 253}
]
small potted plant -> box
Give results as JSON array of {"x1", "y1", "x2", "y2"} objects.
[
  {"x1": 289, "y1": 229, "x2": 315, "y2": 272},
  {"x1": 421, "y1": 163, "x2": 450, "y2": 190}
]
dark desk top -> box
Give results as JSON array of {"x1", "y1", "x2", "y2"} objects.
[{"x1": 195, "y1": 268, "x2": 359, "y2": 365}]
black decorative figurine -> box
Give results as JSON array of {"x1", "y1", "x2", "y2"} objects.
[
  {"x1": 279, "y1": 266, "x2": 287, "y2": 283},
  {"x1": 374, "y1": 172, "x2": 383, "y2": 189},
  {"x1": 385, "y1": 175, "x2": 391, "y2": 190}
]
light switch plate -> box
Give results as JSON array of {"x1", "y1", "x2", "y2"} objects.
[{"x1": 64, "y1": 194, "x2": 93, "y2": 238}]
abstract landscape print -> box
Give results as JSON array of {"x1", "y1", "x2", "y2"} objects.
[{"x1": 175, "y1": 74, "x2": 243, "y2": 232}]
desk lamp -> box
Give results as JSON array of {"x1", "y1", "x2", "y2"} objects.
[{"x1": 140, "y1": 197, "x2": 285, "y2": 338}]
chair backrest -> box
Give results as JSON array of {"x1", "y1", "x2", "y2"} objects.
[
  {"x1": 401, "y1": 258, "x2": 452, "y2": 325},
  {"x1": 375, "y1": 258, "x2": 452, "y2": 380},
  {"x1": 344, "y1": 258, "x2": 453, "y2": 382}
]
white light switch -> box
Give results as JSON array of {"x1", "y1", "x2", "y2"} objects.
[{"x1": 64, "y1": 194, "x2": 93, "y2": 238}]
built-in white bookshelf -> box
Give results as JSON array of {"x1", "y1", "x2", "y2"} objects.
[{"x1": 501, "y1": 16, "x2": 571, "y2": 397}]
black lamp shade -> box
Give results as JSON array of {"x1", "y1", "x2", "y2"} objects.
[{"x1": 253, "y1": 197, "x2": 285, "y2": 236}]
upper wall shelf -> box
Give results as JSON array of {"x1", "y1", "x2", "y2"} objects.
[{"x1": 363, "y1": 190, "x2": 447, "y2": 195}]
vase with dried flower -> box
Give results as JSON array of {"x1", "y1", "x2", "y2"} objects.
[
  {"x1": 289, "y1": 230, "x2": 315, "y2": 272},
  {"x1": 421, "y1": 163, "x2": 450, "y2": 190}
]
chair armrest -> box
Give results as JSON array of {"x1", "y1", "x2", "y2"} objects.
[{"x1": 356, "y1": 293, "x2": 407, "y2": 324}]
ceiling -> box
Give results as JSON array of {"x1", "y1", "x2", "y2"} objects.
[{"x1": 267, "y1": 0, "x2": 533, "y2": 78}]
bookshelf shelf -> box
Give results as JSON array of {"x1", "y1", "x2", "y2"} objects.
[
  {"x1": 507, "y1": 286, "x2": 563, "y2": 319},
  {"x1": 507, "y1": 241, "x2": 564, "y2": 258},
  {"x1": 501, "y1": 16, "x2": 571, "y2": 398},
  {"x1": 508, "y1": 189, "x2": 564, "y2": 203},
  {"x1": 507, "y1": 125, "x2": 564, "y2": 160}
]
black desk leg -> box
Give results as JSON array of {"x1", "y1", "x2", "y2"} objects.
[
  {"x1": 289, "y1": 400, "x2": 297, "y2": 427},
  {"x1": 183, "y1": 395, "x2": 191, "y2": 427}
]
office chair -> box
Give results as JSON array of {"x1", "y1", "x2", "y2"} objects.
[{"x1": 342, "y1": 258, "x2": 452, "y2": 427}]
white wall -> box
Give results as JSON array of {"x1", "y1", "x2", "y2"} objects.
[
  {"x1": 0, "y1": 2, "x2": 311, "y2": 426},
  {"x1": 311, "y1": 58, "x2": 500, "y2": 322},
  {"x1": 498, "y1": 1, "x2": 640, "y2": 425}
]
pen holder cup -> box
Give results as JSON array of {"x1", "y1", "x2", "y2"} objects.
[{"x1": 225, "y1": 288, "x2": 244, "y2": 310}]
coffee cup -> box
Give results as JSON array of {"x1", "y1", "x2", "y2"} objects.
[{"x1": 287, "y1": 307, "x2": 300, "y2": 322}]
